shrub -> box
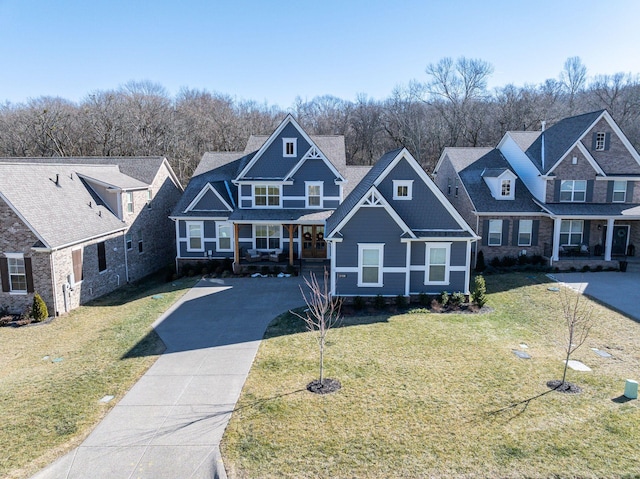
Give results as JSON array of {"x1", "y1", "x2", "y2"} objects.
[
  {"x1": 595, "y1": 265, "x2": 603, "y2": 272},
  {"x1": 430, "y1": 299, "x2": 442, "y2": 312},
  {"x1": 353, "y1": 296, "x2": 365, "y2": 311},
  {"x1": 450, "y1": 292, "x2": 465, "y2": 308},
  {"x1": 581, "y1": 265, "x2": 591, "y2": 272},
  {"x1": 471, "y1": 275, "x2": 487, "y2": 308},
  {"x1": 285, "y1": 263, "x2": 296, "y2": 275},
  {"x1": 518, "y1": 254, "x2": 529, "y2": 265},
  {"x1": 395, "y1": 295, "x2": 407, "y2": 308},
  {"x1": 530, "y1": 254, "x2": 544, "y2": 266},
  {"x1": 31, "y1": 293, "x2": 48, "y2": 322},
  {"x1": 501, "y1": 255, "x2": 517, "y2": 267},
  {"x1": 272, "y1": 266, "x2": 282, "y2": 275},
  {"x1": 409, "y1": 307, "x2": 430, "y2": 315},
  {"x1": 223, "y1": 257, "x2": 233, "y2": 272},
  {"x1": 373, "y1": 295, "x2": 386, "y2": 310},
  {"x1": 489, "y1": 257, "x2": 501, "y2": 268},
  {"x1": 440, "y1": 291, "x2": 449, "y2": 306},
  {"x1": 260, "y1": 265, "x2": 271, "y2": 276},
  {"x1": 418, "y1": 292, "x2": 429, "y2": 306},
  {"x1": 475, "y1": 251, "x2": 486, "y2": 272}
]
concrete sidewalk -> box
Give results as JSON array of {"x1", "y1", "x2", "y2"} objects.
[
  {"x1": 31, "y1": 276, "x2": 305, "y2": 479},
  {"x1": 550, "y1": 271, "x2": 640, "y2": 322}
]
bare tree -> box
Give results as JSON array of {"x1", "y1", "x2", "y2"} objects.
[
  {"x1": 290, "y1": 269, "x2": 342, "y2": 393},
  {"x1": 560, "y1": 56, "x2": 588, "y2": 114}
]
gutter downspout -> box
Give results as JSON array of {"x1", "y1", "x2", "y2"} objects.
[
  {"x1": 123, "y1": 233, "x2": 130, "y2": 283},
  {"x1": 541, "y1": 121, "x2": 546, "y2": 171},
  {"x1": 49, "y1": 251, "x2": 60, "y2": 316}
]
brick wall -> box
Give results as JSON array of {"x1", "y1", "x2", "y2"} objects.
[
  {"x1": 477, "y1": 215, "x2": 552, "y2": 263},
  {"x1": 434, "y1": 157, "x2": 477, "y2": 229},
  {"x1": 583, "y1": 118, "x2": 640, "y2": 175}
]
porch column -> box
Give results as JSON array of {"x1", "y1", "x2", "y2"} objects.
[
  {"x1": 604, "y1": 218, "x2": 615, "y2": 261},
  {"x1": 552, "y1": 217, "x2": 562, "y2": 261},
  {"x1": 233, "y1": 223, "x2": 240, "y2": 265},
  {"x1": 288, "y1": 224, "x2": 294, "y2": 266}
]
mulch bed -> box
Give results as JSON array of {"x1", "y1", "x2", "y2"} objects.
[
  {"x1": 307, "y1": 378, "x2": 341, "y2": 394},
  {"x1": 547, "y1": 380, "x2": 583, "y2": 394}
]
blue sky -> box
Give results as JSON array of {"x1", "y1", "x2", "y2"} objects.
[{"x1": 1, "y1": 0, "x2": 639, "y2": 108}]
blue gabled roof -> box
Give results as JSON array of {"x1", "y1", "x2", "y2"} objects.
[
  {"x1": 526, "y1": 110, "x2": 605, "y2": 174},
  {"x1": 325, "y1": 149, "x2": 402, "y2": 235}
]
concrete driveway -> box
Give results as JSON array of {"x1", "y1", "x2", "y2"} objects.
[
  {"x1": 31, "y1": 275, "x2": 305, "y2": 479},
  {"x1": 550, "y1": 271, "x2": 640, "y2": 322}
]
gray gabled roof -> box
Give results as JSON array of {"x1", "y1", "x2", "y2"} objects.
[
  {"x1": 524, "y1": 110, "x2": 605, "y2": 174},
  {"x1": 0, "y1": 164, "x2": 126, "y2": 249},
  {"x1": 446, "y1": 148, "x2": 542, "y2": 214},
  {"x1": 539, "y1": 201, "x2": 640, "y2": 218},
  {"x1": 0, "y1": 156, "x2": 170, "y2": 185}
]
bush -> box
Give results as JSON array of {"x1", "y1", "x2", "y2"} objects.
[
  {"x1": 595, "y1": 265, "x2": 603, "y2": 272},
  {"x1": 490, "y1": 257, "x2": 501, "y2": 268},
  {"x1": 260, "y1": 265, "x2": 271, "y2": 276},
  {"x1": 31, "y1": 293, "x2": 48, "y2": 322},
  {"x1": 353, "y1": 296, "x2": 365, "y2": 311},
  {"x1": 450, "y1": 292, "x2": 465, "y2": 308},
  {"x1": 395, "y1": 295, "x2": 407, "y2": 308},
  {"x1": 430, "y1": 299, "x2": 442, "y2": 312},
  {"x1": 285, "y1": 263, "x2": 296, "y2": 275},
  {"x1": 518, "y1": 254, "x2": 529, "y2": 265},
  {"x1": 501, "y1": 256, "x2": 517, "y2": 267},
  {"x1": 471, "y1": 275, "x2": 487, "y2": 308},
  {"x1": 581, "y1": 265, "x2": 591, "y2": 272},
  {"x1": 475, "y1": 250, "x2": 486, "y2": 272},
  {"x1": 440, "y1": 291, "x2": 449, "y2": 306},
  {"x1": 530, "y1": 254, "x2": 544, "y2": 266},
  {"x1": 373, "y1": 295, "x2": 386, "y2": 310},
  {"x1": 418, "y1": 292, "x2": 429, "y2": 306}
]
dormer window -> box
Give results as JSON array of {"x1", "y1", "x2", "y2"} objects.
[
  {"x1": 283, "y1": 138, "x2": 297, "y2": 157},
  {"x1": 393, "y1": 180, "x2": 413, "y2": 200},
  {"x1": 595, "y1": 132, "x2": 606, "y2": 151},
  {"x1": 501, "y1": 180, "x2": 511, "y2": 197}
]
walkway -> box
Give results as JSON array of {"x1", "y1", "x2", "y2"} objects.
[
  {"x1": 550, "y1": 271, "x2": 640, "y2": 322},
  {"x1": 32, "y1": 276, "x2": 305, "y2": 479}
]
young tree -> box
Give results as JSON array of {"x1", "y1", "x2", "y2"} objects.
[
  {"x1": 555, "y1": 287, "x2": 594, "y2": 390},
  {"x1": 291, "y1": 268, "x2": 342, "y2": 393}
]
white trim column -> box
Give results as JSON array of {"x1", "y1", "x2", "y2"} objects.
[
  {"x1": 465, "y1": 240, "x2": 472, "y2": 295},
  {"x1": 404, "y1": 240, "x2": 411, "y2": 296},
  {"x1": 329, "y1": 240, "x2": 337, "y2": 296},
  {"x1": 552, "y1": 217, "x2": 562, "y2": 261},
  {"x1": 604, "y1": 218, "x2": 615, "y2": 261}
]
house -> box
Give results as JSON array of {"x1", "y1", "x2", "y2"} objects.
[
  {"x1": 325, "y1": 148, "x2": 477, "y2": 297},
  {"x1": 434, "y1": 110, "x2": 640, "y2": 268},
  {"x1": 172, "y1": 115, "x2": 477, "y2": 296},
  {"x1": 0, "y1": 157, "x2": 182, "y2": 316}
]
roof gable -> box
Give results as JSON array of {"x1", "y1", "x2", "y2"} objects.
[{"x1": 185, "y1": 183, "x2": 233, "y2": 213}]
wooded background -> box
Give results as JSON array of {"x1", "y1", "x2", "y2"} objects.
[{"x1": 1, "y1": 57, "x2": 638, "y2": 184}]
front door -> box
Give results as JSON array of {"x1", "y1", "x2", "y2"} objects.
[
  {"x1": 603, "y1": 225, "x2": 629, "y2": 256},
  {"x1": 301, "y1": 225, "x2": 326, "y2": 258}
]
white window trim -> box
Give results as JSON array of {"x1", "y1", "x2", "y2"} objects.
[
  {"x1": 283, "y1": 138, "x2": 297, "y2": 157},
  {"x1": 357, "y1": 243, "x2": 384, "y2": 287},
  {"x1": 253, "y1": 184, "x2": 281, "y2": 208},
  {"x1": 147, "y1": 189, "x2": 153, "y2": 208},
  {"x1": 305, "y1": 181, "x2": 323, "y2": 208},
  {"x1": 488, "y1": 219, "x2": 503, "y2": 246},
  {"x1": 560, "y1": 220, "x2": 584, "y2": 246},
  {"x1": 125, "y1": 191, "x2": 134, "y2": 213},
  {"x1": 560, "y1": 180, "x2": 587, "y2": 202},
  {"x1": 254, "y1": 224, "x2": 281, "y2": 251},
  {"x1": 217, "y1": 222, "x2": 234, "y2": 252},
  {"x1": 392, "y1": 180, "x2": 413, "y2": 200},
  {"x1": 186, "y1": 221, "x2": 205, "y2": 252},
  {"x1": 501, "y1": 179, "x2": 511, "y2": 197},
  {"x1": 138, "y1": 230, "x2": 144, "y2": 254},
  {"x1": 125, "y1": 232, "x2": 133, "y2": 250},
  {"x1": 6, "y1": 252, "x2": 27, "y2": 294},
  {"x1": 612, "y1": 180, "x2": 627, "y2": 203},
  {"x1": 518, "y1": 219, "x2": 533, "y2": 247},
  {"x1": 424, "y1": 242, "x2": 451, "y2": 285},
  {"x1": 595, "y1": 132, "x2": 606, "y2": 151}
]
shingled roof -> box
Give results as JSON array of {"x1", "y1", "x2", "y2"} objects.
[{"x1": 0, "y1": 164, "x2": 126, "y2": 249}]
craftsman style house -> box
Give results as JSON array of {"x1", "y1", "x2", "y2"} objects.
[
  {"x1": 0, "y1": 157, "x2": 182, "y2": 316},
  {"x1": 172, "y1": 115, "x2": 477, "y2": 295},
  {"x1": 434, "y1": 110, "x2": 640, "y2": 268}
]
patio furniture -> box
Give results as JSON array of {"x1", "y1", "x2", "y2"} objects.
[
  {"x1": 245, "y1": 249, "x2": 262, "y2": 262},
  {"x1": 269, "y1": 249, "x2": 284, "y2": 262}
]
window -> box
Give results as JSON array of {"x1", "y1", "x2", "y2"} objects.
[
  {"x1": 501, "y1": 180, "x2": 511, "y2": 197},
  {"x1": 283, "y1": 138, "x2": 297, "y2": 157},
  {"x1": 187, "y1": 222, "x2": 204, "y2": 251},
  {"x1": 560, "y1": 220, "x2": 583, "y2": 246},
  {"x1": 254, "y1": 185, "x2": 281, "y2": 207},
  {"x1": 595, "y1": 132, "x2": 606, "y2": 151},
  {"x1": 425, "y1": 243, "x2": 450, "y2": 284},
  {"x1": 255, "y1": 224, "x2": 280, "y2": 250},
  {"x1": 518, "y1": 220, "x2": 533, "y2": 246},
  {"x1": 125, "y1": 192, "x2": 134, "y2": 213},
  {"x1": 7, "y1": 255, "x2": 27, "y2": 292},
  {"x1": 306, "y1": 182, "x2": 322, "y2": 208},
  {"x1": 447, "y1": 178, "x2": 451, "y2": 195},
  {"x1": 612, "y1": 180, "x2": 627, "y2": 203},
  {"x1": 138, "y1": 231, "x2": 144, "y2": 253},
  {"x1": 358, "y1": 244, "x2": 383, "y2": 287},
  {"x1": 488, "y1": 220, "x2": 503, "y2": 246},
  {"x1": 97, "y1": 242, "x2": 107, "y2": 272},
  {"x1": 125, "y1": 233, "x2": 133, "y2": 250},
  {"x1": 147, "y1": 189, "x2": 153, "y2": 208},
  {"x1": 560, "y1": 180, "x2": 587, "y2": 202},
  {"x1": 393, "y1": 180, "x2": 413, "y2": 200},
  {"x1": 455, "y1": 178, "x2": 459, "y2": 197},
  {"x1": 217, "y1": 223, "x2": 233, "y2": 251},
  {"x1": 71, "y1": 249, "x2": 83, "y2": 284}
]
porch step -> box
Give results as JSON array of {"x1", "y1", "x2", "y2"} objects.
[{"x1": 300, "y1": 259, "x2": 330, "y2": 277}]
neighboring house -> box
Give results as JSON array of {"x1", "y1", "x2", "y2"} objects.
[
  {"x1": 171, "y1": 115, "x2": 477, "y2": 296},
  {"x1": 0, "y1": 157, "x2": 182, "y2": 316},
  {"x1": 435, "y1": 110, "x2": 640, "y2": 267},
  {"x1": 325, "y1": 148, "x2": 478, "y2": 297}
]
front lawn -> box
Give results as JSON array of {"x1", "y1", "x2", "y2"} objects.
[
  {"x1": 0, "y1": 274, "x2": 198, "y2": 479},
  {"x1": 222, "y1": 273, "x2": 640, "y2": 478}
]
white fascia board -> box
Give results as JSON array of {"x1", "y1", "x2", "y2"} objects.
[
  {"x1": 184, "y1": 183, "x2": 233, "y2": 213},
  {"x1": 595, "y1": 175, "x2": 640, "y2": 181},
  {"x1": 601, "y1": 111, "x2": 640, "y2": 165},
  {"x1": 234, "y1": 180, "x2": 293, "y2": 185},
  {"x1": 475, "y1": 211, "x2": 546, "y2": 217},
  {"x1": 433, "y1": 148, "x2": 452, "y2": 174},
  {"x1": 547, "y1": 141, "x2": 605, "y2": 176},
  {"x1": 170, "y1": 215, "x2": 229, "y2": 221},
  {"x1": 285, "y1": 145, "x2": 345, "y2": 182},
  {"x1": 52, "y1": 227, "x2": 127, "y2": 252},
  {"x1": 374, "y1": 148, "x2": 476, "y2": 236},
  {"x1": 159, "y1": 158, "x2": 184, "y2": 191}
]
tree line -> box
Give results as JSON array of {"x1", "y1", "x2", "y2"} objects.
[{"x1": 1, "y1": 57, "x2": 639, "y2": 184}]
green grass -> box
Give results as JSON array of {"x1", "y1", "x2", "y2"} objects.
[
  {"x1": 222, "y1": 273, "x2": 640, "y2": 478},
  {"x1": 0, "y1": 274, "x2": 198, "y2": 479}
]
